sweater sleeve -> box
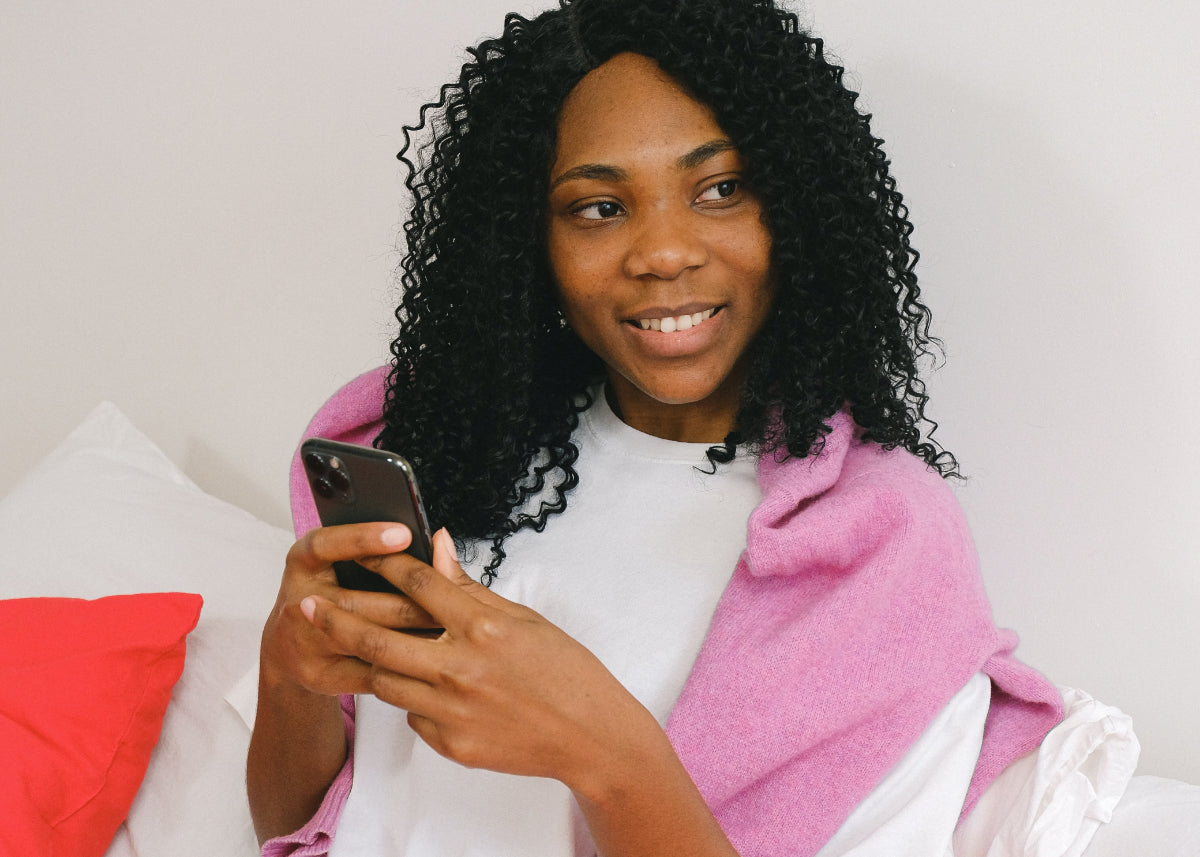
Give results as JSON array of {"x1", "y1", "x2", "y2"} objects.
[{"x1": 261, "y1": 367, "x2": 390, "y2": 855}]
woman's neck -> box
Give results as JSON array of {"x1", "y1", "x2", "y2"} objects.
[{"x1": 603, "y1": 372, "x2": 743, "y2": 443}]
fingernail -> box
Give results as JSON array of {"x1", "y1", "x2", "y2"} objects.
[
  {"x1": 300, "y1": 596, "x2": 317, "y2": 622},
  {"x1": 381, "y1": 526, "x2": 408, "y2": 547}
]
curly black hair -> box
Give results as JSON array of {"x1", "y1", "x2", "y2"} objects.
[{"x1": 376, "y1": 0, "x2": 958, "y2": 582}]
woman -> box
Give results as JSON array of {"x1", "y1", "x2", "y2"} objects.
[{"x1": 247, "y1": 1, "x2": 1063, "y2": 854}]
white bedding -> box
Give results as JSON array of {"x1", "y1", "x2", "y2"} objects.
[
  {"x1": 0, "y1": 403, "x2": 285, "y2": 856},
  {"x1": 0, "y1": 403, "x2": 1196, "y2": 857}
]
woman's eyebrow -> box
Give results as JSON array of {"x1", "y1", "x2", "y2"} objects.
[
  {"x1": 549, "y1": 164, "x2": 628, "y2": 190},
  {"x1": 549, "y1": 139, "x2": 738, "y2": 191},
  {"x1": 676, "y1": 138, "x2": 737, "y2": 171}
]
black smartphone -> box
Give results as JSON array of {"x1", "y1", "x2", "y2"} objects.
[{"x1": 300, "y1": 437, "x2": 434, "y2": 594}]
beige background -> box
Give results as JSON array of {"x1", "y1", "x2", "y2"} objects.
[{"x1": 3, "y1": 1, "x2": 1197, "y2": 783}]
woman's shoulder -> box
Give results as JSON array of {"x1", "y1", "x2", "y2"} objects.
[
  {"x1": 287, "y1": 366, "x2": 390, "y2": 538},
  {"x1": 301, "y1": 365, "x2": 391, "y2": 444},
  {"x1": 747, "y1": 409, "x2": 971, "y2": 578},
  {"x1": 839, "y1": 428, "x2": 965, "y2": 521}
]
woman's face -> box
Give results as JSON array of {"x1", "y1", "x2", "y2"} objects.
[{"x1": 546, "y1": 52, "x2": 775, "y2": 442}]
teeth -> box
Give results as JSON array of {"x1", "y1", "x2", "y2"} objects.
[{"x1": 637, "y1": 308, "x2": 715, "y2": 333}]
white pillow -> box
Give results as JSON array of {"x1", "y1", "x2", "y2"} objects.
[
  {"x1": 0, "y1": 402, "x2": 294, "y2": 857},
  {"x1": 953, "y1": 687, "x2": 1140, "y2": 857}
]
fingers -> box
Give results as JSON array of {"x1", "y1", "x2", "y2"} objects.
[
  {"x1": 417, "y1": 527, "x2": 508, "y2": 606},
  {"x1": 325, "y1": 587, "x2": 441, "y2": 631},
  {"x1": 288, "y1": 643, "x2": 377, "y2": 696},
  {"x1": 288, "y1": 522, "x2": 413, "y2": 574},
  {"x1": 363, "y1": 555, "x2": 500, "y2": 634},
  {"x1": 430, "y1": 527, "x2": 462, "y2": 580},
  {"x1": 301, "y1": 594, "x2": 443, "y2": 685},
  {"x1": 317, "y1": 527, "x2": 518, "y2": 636}
]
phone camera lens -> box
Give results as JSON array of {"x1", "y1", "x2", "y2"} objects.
[
  {"x1": 313, "y1": 477, "x2": 336, "y2": 498},
  {"x1": 303, "y1": 452, "x2": 328, "y2": 475},
  {"x1": 328, "y1": 468, "x2": 351, "y2": 492}
]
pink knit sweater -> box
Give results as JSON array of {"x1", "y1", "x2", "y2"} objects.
[{"x1": 265, "y1": 367, "x2": 1063, "y2": 857}]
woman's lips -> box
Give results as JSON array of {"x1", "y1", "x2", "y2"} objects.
[
  {"x1": 622, "y1": 305, "x2": 726, "y2": 358},
  {"x1": 626, "y1": 305, "x2": 723, "y2": 333}
]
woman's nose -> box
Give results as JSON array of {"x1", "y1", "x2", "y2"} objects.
[{"x1": 622, "y1": 208, "x2": 708, "y2": 281}]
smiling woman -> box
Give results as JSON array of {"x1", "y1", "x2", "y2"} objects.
[
  {"x1": 247, "y1": 1, "x2": 1076, "y2": 856},
  {"x1": 369, "y1": 0, "x2": 961, "y2": 585}
]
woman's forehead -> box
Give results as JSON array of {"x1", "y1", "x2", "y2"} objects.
[{"x1": 550, "y1": 52, "x2": 732, "y2": 180}]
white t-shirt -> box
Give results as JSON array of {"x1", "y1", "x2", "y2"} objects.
[{"x1": 330, "y1": 390, "x2": 989, "y2": 856}]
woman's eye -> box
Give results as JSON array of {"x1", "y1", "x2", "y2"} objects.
[
  {"x1": 697, "y1": 179, "x2": 739, "y2": 203},
  {"x1": 575, "y1": 200, "x2": 623, "y2": 220}
]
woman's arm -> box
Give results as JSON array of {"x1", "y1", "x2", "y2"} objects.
[
  {"x1": 246, "y1": 664, "x2": 347, "y2": 844},
  {"x1": 301, "y1": 528, "x2": 741, "y2": 857},
  {"x1": 247, "y1": 523, "x2": 440, "y2": 845}
]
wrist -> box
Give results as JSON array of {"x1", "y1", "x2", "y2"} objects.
[
  {"x1": 257, "y1": 613, "x2": 321, "y2": 697},
  {"x1": 257, "y1": 652, "x2": 308, "y2": 696},
  {"x1": 566, "y1": 704, "x2": 676, "y2": 808},
  {"x1": 568, "y1": 717, "x2": 738, "y2": 857}
]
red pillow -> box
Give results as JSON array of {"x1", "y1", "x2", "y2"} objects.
[{"x1": 0, "y1": 592, "x2": 202, "y2": 856}]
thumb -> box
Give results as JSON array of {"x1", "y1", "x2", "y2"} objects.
[
  {"x1": 431, "y1": 527, "x2": 468, "y2": 582},
  {"x1": 431, "y1": 528, "x2": 508, "y2": 609}
]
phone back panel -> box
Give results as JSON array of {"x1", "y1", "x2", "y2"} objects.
[{"x1": 300, "y1": 438, "x2": 433, "y2": 593}]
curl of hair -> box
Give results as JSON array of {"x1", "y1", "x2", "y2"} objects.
[{"x1": 377, "y1": 0, "x2": 959, "y2": 583}]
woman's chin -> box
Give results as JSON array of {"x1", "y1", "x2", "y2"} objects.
[{"x1": 604, "y1": 367, "x2": 746, "y2": 440}]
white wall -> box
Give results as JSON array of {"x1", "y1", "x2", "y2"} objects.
[{"x1": 3, "y1": 2, "x2": 1197, "y2": 784}]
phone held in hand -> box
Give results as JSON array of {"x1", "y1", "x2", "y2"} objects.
[{"x1": 301, "y1": 438, "x2": 434, "y2": 594}]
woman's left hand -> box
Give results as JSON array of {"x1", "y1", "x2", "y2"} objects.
[{"x1": 298, "y1": 528, "x2": 659, "y2": 797}]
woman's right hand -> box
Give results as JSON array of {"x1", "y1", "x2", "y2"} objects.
[
  {"x1": 250, "y1": 521, "x2": 439, "y2": 845},
  {"x1": 259, "y1": 521, "x2": 441, "y2": 697}
]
